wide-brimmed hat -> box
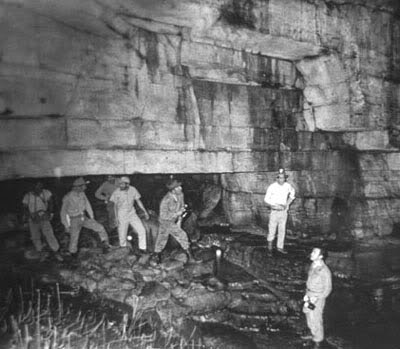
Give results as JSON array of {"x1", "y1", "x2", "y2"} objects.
[
  {"x1": 120, "y1": 176, "x2": 130, "y2": 184},
  {"x1": 276, "y1": 168, "x2": 289, "y2": 178},
  {"x1": 73, "y1": 177, "x2": 89, "y2": 187},
  {"x1": 166, "y1": 178, "x2": 182, "y2": 190}
]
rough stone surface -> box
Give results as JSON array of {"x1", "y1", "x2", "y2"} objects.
[{"x1": 1, "y1": 0, "x2": 400, "y2": 237}]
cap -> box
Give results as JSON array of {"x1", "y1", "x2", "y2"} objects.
[
  {"x1": 277, "y1": 168, "x2": 288, "y2": 178},
  {"x1": 73, "y1": 177, "x2": 89, "y2": 187},
  {"x1": 120, "y1": 176, "x2": 130, "y2": 184},
  {"x1": 166, "y1": 178, "x2": 182, "y2": 190}
]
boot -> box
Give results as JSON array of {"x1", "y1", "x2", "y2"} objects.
[
  {"x1": 312, "y1": 341, "x2": 322, "y2": 349},
  {"x1": 150, "y1": 252, "x2": 162, "y2": 265},
  {"x1": 186, "y1": 249, "x2": 201, "y2": 264},
  {"x1": 277, "y1": 248, "x2": 288, "y2": 254}
]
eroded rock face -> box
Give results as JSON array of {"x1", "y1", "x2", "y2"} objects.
[{"x1": 1, "y1": 0, "x2": 400, "y2": 237}]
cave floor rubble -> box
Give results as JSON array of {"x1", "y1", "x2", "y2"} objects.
[{"x1": 1, "y1": 228, "x2": 400, "y2": 348}]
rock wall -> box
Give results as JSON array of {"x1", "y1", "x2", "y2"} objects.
[{"x1": 1, "y1": 0, "x2": 400, "y2": 237}]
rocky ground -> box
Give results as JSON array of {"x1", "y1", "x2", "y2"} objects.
[{"x1": 1, "y1": 222, "x2": 400, "y2": 348}]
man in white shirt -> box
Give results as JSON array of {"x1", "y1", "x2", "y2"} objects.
[
  {"x1": 264, "y1": 169, "x2": 296, "y2": 254},
  {"x1": 109, "y1": 176, "x2": 149, "y2": 251}
]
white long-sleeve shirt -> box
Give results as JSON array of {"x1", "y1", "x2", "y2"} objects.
[{"x1": 264, "y1": 182, "x2": 295, "y2": 207}]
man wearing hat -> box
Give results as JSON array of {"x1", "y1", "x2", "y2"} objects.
[
  {"x1": 60, "y1": 177, "x2": 111, "y2": 255},
  {"x1": 95, "y1": 175, "x2": 119, "y2": 230},
  {"x1": 264, "y1": 168, "x2": 296, "y2": 254},
  {"x1": 109, "y1": 176, "x2": 150, "y2": 251},
  {"x1": 153, "y1": 177, "x2": 200, "y2": 263},
  {"x1": 22, "y1": 181, "x2": 63, "y2": 261}
]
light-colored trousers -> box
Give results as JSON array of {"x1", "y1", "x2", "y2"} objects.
[
  {"x1": 154, "y1": 220, "x2": 189, "y2": 253},
  {"x1": 267, "y1": 210, "x2": 288, "y2": 249},
  {"x1": 118, "y1": 211, "x2": 147, "y2": 250},
  {"x1": 305, "y1": 297, "x2": 326, "y2": 343},
  {"x1": 28, "y1": 219, "x2": 59, "y2": 252},
  {"x1": 69, "y1": 216, "x2": 109, "y2": 254}
]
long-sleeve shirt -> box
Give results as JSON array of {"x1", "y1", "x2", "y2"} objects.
[
  {"x1": 264, "y1": 182, "x2": 295, "y2": 207},
  {"x1": 60, "y1": 191, "x2": 94, "y2": 227},
  {"x1": 306, "y1": 261, "x2": 332, "y2": 299},
  {"x1": 159, "y1": 192, "x2": 184, "y2": 222},
  {"x1": 95, "y1": 181, "x2": 118, "y2": 201},
  {"x1": 22, "y1": 190, "x2": 52, "y2": 213}
]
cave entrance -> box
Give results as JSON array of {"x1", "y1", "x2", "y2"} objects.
[{"x1": 0, "y1": 173, "x2": 226, "y2": 247}]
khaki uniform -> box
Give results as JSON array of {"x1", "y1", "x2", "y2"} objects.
[
  {"x1": 304, "y1": 261, "x2": 332, "y2": 343},
  {"x1": 155, "y1": 191, "x2": 189, "y2": 253},
  {"x1": 22, "y1": 190, "x2": 59, "y2": 252},
  {"x1": 60, "y1": 191, "x2": 109, "y2": 254}
]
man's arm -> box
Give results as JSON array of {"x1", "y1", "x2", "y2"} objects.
[
  {"x1": 95, "y1": 183, "x2": 107, "y2": 201},
  {"x1": 109, "y1": 192, "x2": 119, "y2": 225},
  {"x1": 47, "y1": 193, "x2": 54, "y2": 213},
  {"x1": 136, "y1": 198, "x2": 149, "y2": 220},
  {"x1": 22, "y1": 204, "x2": 30, "y2": 222},
  {"x1": 286, "y1": 185, "x2": 296, "y2": 207},
  {"x1": 264, "y1": 185, "x2": 273, "y2": 206},
  {"x1": 60, "y1": 197, "x2": 69, "y2": 229},
  {"x1": 321, "y1": 268, "x2": 332, "y2": 298},
  {"x1": 22, "y1": 194, "x2": 30, "y2": 221},
  {"x1": 47, "y1": 195, "x2": 55, "y2": 220}
]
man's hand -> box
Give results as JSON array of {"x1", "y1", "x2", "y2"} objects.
[{"x1": 144, "y1": 212, "x2": 150, "y2": 220}]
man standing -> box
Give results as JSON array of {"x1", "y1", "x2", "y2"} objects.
[
  {"x1": 302, "y1": 247, "x2": 332, "y2": 349},
  {"x1": 153, "y1": 177, "x2": 200, "y2": 264},
  {"x1": 22, "y1": 182, "x2": 63, "y2": 261},
  {"x1": 264, "y1": 168, "x2": 296, "y2": 254},
  {"x1": 109, "y1": 176, "x2": 149, "y2": 251},
  {"x1": 60, "y1": 177, "x2": 111, "y2": 255},
  {"x1": 95, "y1": 175, "x2": 119, "y2": 230}
]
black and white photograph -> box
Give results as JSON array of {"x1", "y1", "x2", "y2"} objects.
[{"x1": 0, "y1": 0, "x2": 400, "y2": 348}]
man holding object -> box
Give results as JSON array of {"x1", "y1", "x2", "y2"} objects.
[
  {"x1": 264, "y1": 168, "x2": 296, "y2": 254},
  {"x1": 302, "y1": 247, "x2": 332, "y2": 349}
]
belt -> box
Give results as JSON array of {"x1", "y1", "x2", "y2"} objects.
[{"x1": 69, "y1": 213, "x2": 85, "y2": 218}]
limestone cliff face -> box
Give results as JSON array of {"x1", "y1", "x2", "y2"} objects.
[{"x1": 0, "y1": 0, "x2": 399, "y2": 237}]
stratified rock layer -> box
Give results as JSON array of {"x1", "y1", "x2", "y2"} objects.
[{"x1": 1, "y1": 0, "x2": 400, "y2": 237}]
